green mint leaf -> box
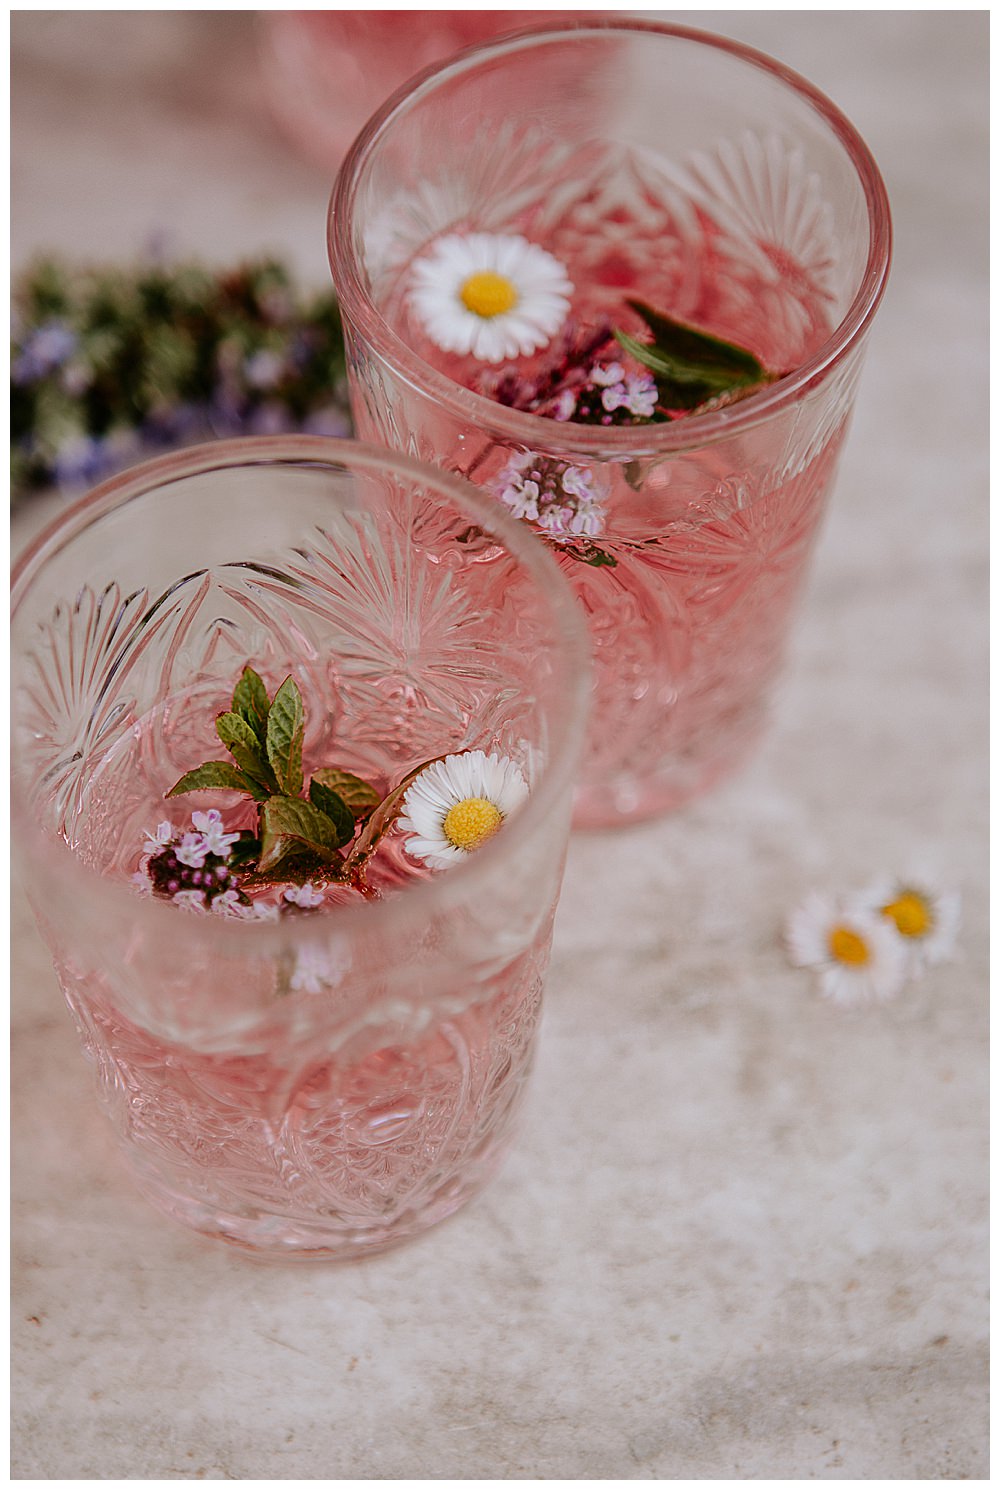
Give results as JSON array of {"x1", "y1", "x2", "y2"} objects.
[
  {"x1": 308, "y1": 780, "x2": 356, "y2": 848},
  {"x1": 266, "y1": 676, "x2": 305, "y2": 797},
  {"x1": 259, "y1": 795, "x2": 342, "y2": 872},
  {"x1": 613, "y1": 331, "x2": 716, "y2": 408},
  {"x1": 232, "y1": 665, "x2": 271, "y2": 745},
  {"x1": 616, "y1": 302, "x2": 775, "y2": 412},
  {"x1": 216, "y1": 710, "x2": 279, "y2": 794},
  {"x1": 310, "y1": 767, "x2": 381, "y2": 819},
  {"x1": 227, "y1": 831, "x2": 261, "y2": 870},
  {"x1": 626, "y1": 300, "x2": 769, "y2": 383},
  {"x1": 165, "y1": 761, "x2": 267, "y2": 801}
]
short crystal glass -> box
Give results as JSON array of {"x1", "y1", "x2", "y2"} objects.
[
  {"x1": 11, "y1": 437, "x2": 589, "y2": 1261},
  {"x1": 328, "y1": 19, "x2": 892, "y2": 826}
]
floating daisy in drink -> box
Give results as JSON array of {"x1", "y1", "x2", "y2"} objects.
[
  {"x1": 855, "y1": 874, "x2": 961, "y2": 975},
  {"x1": 398, "y1": 750, "x2": 529, "y2": 869},
  {"x1": 785, "y1": 891, "x2": 908, "y2": 1008},
  {"x1": 408, "y1": 233, "x2": 572, "y2": 363}
]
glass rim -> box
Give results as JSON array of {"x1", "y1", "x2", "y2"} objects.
[
  {"x1": 328, "y1": 16, "x2": 893, "y2": 457},
  {"x1": 11, "y1": 435, "x2": 591, "y2": 951}
]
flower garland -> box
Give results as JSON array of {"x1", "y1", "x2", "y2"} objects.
[{"x1": 10, "y1": 257, "x2": 351, "y2": 500}]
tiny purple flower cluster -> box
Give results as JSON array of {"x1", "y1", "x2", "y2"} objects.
[
  {"x1": 493, "y1": 452, "x2": 607, "y2": 541},
  {"x1": 557, "y1": 362, "x2": 659, "y2": 426},
  {"x1": 138, "y1": 811, "x2": 331, "y2": 919},
  {"x1": 474, "y1": 319, "x2": 661, "y2": 428},
  {"x1": 142, "y1": 810, "x2": 242, "y2": 910}
]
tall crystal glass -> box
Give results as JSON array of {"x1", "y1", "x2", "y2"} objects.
[
  {"x1": 11, "y1": 437, "x2": 589, "y2": 1261},
  {"x1": 328, "y1": 19, "x2": 891, "y2": 826}
]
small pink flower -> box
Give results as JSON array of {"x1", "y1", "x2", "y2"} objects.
[
  {"x1": 172, "y1": 889, "x2": 207, "y2": 913},
  {"x1": 174, "y1": 832, "x2": 209, "y2": 869},
  {"x1": 590, "y1": 362, "x2": 625, "y2": 388},
  {"x1": 191, "y1": 809, "x2": 241, "y2": 858},
  {"x1": 283, "y1": 882, "x2": 325, "y2": 910},
  {"x1": 550, "y1": 388, "x2": 578, "y2": 421},
  {"x1": 143, "y1": 821, "x2": 174, "y2": 850}
]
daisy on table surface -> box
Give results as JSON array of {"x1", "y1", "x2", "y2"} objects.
[
  {"x1": 785, "y1": 890, "x2": 908, "y2": 1008},
  {"x1": 852, "y1": 873, "x2": 961, "y2": 976}
]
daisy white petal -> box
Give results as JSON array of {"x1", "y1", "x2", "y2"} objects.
[
  {"x1": 854, "y1": 874, "x2": 961, "y2": 974},
  {"x1": 398, "y1": 749, "x2": 529, "y2": 870},
  {"x1": 786, "y1": 891, "x2": 908, "y2": 1007},
  {"x1": 408, "y1": 232, "x2": 572, "y2": 364}
]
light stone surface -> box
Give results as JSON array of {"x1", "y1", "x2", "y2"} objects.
[{"x1": 11, "y1": 11, "x2": 987, "y2": 1480}]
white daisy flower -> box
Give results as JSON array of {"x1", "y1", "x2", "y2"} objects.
[
  {"x1": 408, "y1": 232, "x2": 572, "y2": 363},
  {"x1": 397, "y1": 750, "x2": 529, "y2": 869},
  {"x1": 785, "y1": 891, "x2": 908, "y2": 1008},
  {"x1": 854, "y1": 874, "x2": 961, "y2": 974}
]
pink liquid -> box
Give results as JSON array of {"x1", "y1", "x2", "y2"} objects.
[
  {"x1": 359, "y1": 187, "x2": 847, "y2": 824},
  {"x1": 63, "y1": 933, "x2": 547, "y2": 1260},
  {"x1": 53, "y1": 706, "x2": 551, "y2": 1259}
]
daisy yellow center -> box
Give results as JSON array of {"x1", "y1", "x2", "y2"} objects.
[
  {"x1": 443, "y1": 796, "x2": 503, "y2": 852},
  {"x1": 828, "y1": 925, "x2": 871, "y2": 966},
  {"x1": 882, "y1": 891, "x2": 931, "y2": 938},
  {"x1": 459, "y1": 270, "x2": 519, "y2": 319}
]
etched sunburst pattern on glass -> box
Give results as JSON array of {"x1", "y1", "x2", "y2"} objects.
[{"x1": 12, "y1": 449, "x2": 583, "y2": 1257}]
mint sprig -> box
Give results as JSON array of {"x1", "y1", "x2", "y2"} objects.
[
  {"x1": 165, "y1": 665, "x2": 436, "y2": 895},
  {"x1": 167, "y1": 667, "x2": 370, "y2": 887},
  {"x1": 615, "y1": 300, "x2": 777, "y2": 415}
]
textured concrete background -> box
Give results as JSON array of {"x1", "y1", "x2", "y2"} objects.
[{"x1": 11, "y1": 11, "x2": 987, "y2": 1479}]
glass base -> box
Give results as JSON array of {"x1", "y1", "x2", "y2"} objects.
[{"x1": 124, "y1": 1141, "x2": 512, "y2": 1262}]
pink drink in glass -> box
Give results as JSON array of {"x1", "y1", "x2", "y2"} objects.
[
  {"x1": 379, "y1": 207, "x2": 839, "y2": 821},
  {"x1": 329, "y1": 20, "x2": 892, "y2": 826},
  {"x1": 57, "y1": 725, "x2": 547, "y2": 1258},
  {"x1": 12, "y1": 439, "x2": 588, "y2": 1260}
]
